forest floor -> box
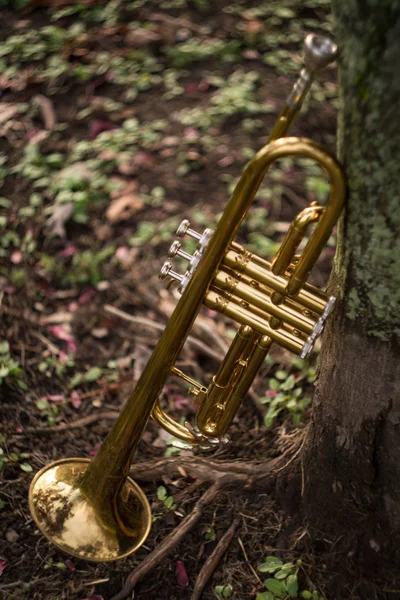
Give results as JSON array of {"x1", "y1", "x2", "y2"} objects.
[{"x1": 0, "y1": 1, "x2": 366, "y2": 599}]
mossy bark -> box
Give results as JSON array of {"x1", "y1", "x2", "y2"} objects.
[{"x1": 303, "y1": 0, "x2": 400, "y2": 553}]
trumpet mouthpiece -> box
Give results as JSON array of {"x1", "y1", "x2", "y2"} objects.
[{"x1": 304, "y1": 34, "x2": 338, "y2": 74}]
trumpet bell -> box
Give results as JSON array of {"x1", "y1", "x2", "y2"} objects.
[{"x1": 28, "y1": 458, "x2": 151, "y2": 562}]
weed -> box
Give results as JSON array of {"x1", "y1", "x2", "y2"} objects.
[
  {"x1": 214, "y1": 584, "x2": 233, "y2": 598},
  {"x1": 257, "y1": 557, "x2": 324, "y2": 599},
  {"x1": 0, "y1": 434, "x2": 32, "y2": 473},
  {"x1": 36, "y1": 398, "x2": 59, "y2": 427},
  {"x1": 165, "y1": 39, "x2": 240, "y2": 69},
  {"x1": 0, "y1": 341, "x2": 26, "y2": 390},
  {"x1": 259, "y1": 367, "x2": 313, "y2": 427}
]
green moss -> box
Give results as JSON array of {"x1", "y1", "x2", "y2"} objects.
[{"x1": 332, "y1": 0, "x2": 400, "y2": 341}]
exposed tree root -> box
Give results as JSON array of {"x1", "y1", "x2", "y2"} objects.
[
  {"x1": 109, "y1": 477, "x2": 236, "y2": 600},
  {"x1": 109, "y1": 439, "x2": 303, "y2": 600}
]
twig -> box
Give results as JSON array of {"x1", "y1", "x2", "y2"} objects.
[
  {"x1": 191, "y1": 517, "x2": 240, "y2": 600},
  {"x1": 23, "y1": 411, "x2": 119, "y2": 434},
  {"x1": 31, "y1": 331, "x2": 60, "y2": 355},
  {"x1": 33, "y1": 94, "x2": 56, "y2": 130},
  {"x1": 104, "y1": 304, "x2": 224, "y2": 362},
  {"x1": 238, "y1": 536, "x2": 264, "y2": 587},
  {"x1": 110, "y1": 477, "x2": 234, "y2": 600}
]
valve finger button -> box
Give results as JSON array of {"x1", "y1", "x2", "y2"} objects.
[
  {"x1": 159, "y1": 261, "x2": 182, "y2": 282},
  {"x1": 176, "y1": 219, "x2": 201, "y2": 241},
  {"x1": 168, "y1": 241, "x2": 192, "y2": 262}
]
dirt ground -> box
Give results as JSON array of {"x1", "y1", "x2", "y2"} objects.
[{"x1": 0, "y1": 1, "x2": 368, "y2": 599}]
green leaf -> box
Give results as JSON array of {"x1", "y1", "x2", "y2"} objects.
[
  {"x1": 275, "y1": 569, "x2": 289, "y2": 580},
  {"x1": 275, "y1": 370, "x2": 288, "y2": 380},
  {"x1": 287, "y1": 574, "x2": 299, "y2": 597},
  {"x1": 281, "y1": 374, "x2": 295, "y2": 391},
  {"x1": 268, "y1": 378, "x2": 280, "y2": 390},
  {"x1": 164, "y1": 496, "x2": 174, "y2": 509},
  {"x1": 256, "y1": 593, "x2": 274, "y2": 600},
  {"x1": 301, "y1": 592, "x2": 312, "y2": 599},
  {"x1": 157, "y1": 486, "x2": 167, "y2": 501},
  {"x1": 84, "y1": 366, "x2": 103, "y2": 382},
  {"x1": 258, "y1": 557, "x2": 283, "y2": 573},
  {"x1": 0, "y1": 341, "x2": 10, "y2": 354},
  {"x1": 36, "y1": 399, "x2": 49, "y2": 410},
  {"x1": 0, "y1": 499, "x2": 6, "y2": 509},
  {"x1": 264, "y1": 578, "x2": 286, "y2": 596},
  {"x1": 20, "y1": 462, "x2": 33, "y2": 472}
]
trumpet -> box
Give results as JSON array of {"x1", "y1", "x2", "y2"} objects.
[{"x1": 29, "y1": 34, "x2": 346, "y2": 562}]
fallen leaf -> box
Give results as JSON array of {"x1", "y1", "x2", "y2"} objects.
[
  {"x1": 6, "y1": 530, "x2": 19, "y2": 543},
  {"x1": 0, "y1": 103, "x2": 19, "y2": 125},
  {"x1": 132, "y1": 151, "x2": 156, "y2": 170},
  {"x1": 88, "y1": 119, "x2": 118, "y2": 140},
  {"x1": 91, "y1": 328, "x2": 108, "y2": 338},
  {"x1": 175, "y1": 560, "x2": 189, "y2": 587},
  {"x1": 106, "y1": 194, "x2": 144, "y2": 223},
  {"x1": 47, "y1": 202, "x2": 74, "y2": 238},
  {"x1": 39, "y1": 311, "x2": 73, "y2": 325},
  {"x1": 33, "y1": 94, "x2": 57, "y2": 130},
  {"x1": 0, "y1": 560, "x2": 7, "y2": 577},
  {"x1": 48, "y1": 324, "x2": 77, "y2": 354},
  {"x1": 70, "y1": 391, "x2": 81, "y2": 409},
  {"x1": 78, "y1": 288, "x2": 96, "y2": 305},
  {"x1": 109, "y1": 177, "x2": 138, "y2": 199},
  {"x1": 10, "y1": 250, "x2": 22, "y2": 264},
  {"x1": 65, "y1": 559, "x2": 76, "y2": 571},
  {"x1": 46, "y1": 394, "x2": 65, "y2": 403},
  {"x1": 125, "y1": 27, "x2": 162, "y2": 47}
]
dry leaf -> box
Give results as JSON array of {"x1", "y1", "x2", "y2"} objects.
[
  {"x1": 47, "y1": 202, "x2": 74, "y2": 238},
  {"x1": 106, "y1": 194, "x2": 144, "y2": 223}
]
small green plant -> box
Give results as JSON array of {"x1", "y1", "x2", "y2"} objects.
[
  {"x1": 214, "y1": 584, "x2": 233, "y2": 598},
  {"x1": 43, "y1": 557, "x2": 68, "y2": 571},
  {"x1": 0, "y1": 434, "x2": 32, "y2": 473},
  {"x1": 156, "y1": 485, "x2": 176, "y2": 511},
  {"x1": 36, "y1": 398, "x2": 59, "y2": 427},
  {"x1": 256, "y1": 557, "x2": 324, "y2": 599},
  {"x1": 0, "y1": 341, "x2": 27, "y2": 390},
  {"x1": 259, "y1": 368, "x2": 312, "y2": 427}
]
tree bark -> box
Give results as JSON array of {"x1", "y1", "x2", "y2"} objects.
[{"x1": 303, "y1": 0, "x2": 400, "y2": 554}]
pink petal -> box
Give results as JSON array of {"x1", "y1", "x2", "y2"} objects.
[
  {"x1": 10, "y1": 250, "x2": 22, "y2": 264},
  {"x1": 46, "y1": 394, "x2": 65, "y2": 403},
  {"x1": 78, "y1": 289, "x2": 96, "y2": 305},
  {"x1": 89, "y1": 443, "x2": 101, "y2": 457},
  {"x1": 89, "y1": 120, "x2": 118, "y2": 140},
  {"x1": 175, "y1": 560, "x2": 189, "y2": 587},
  {"x1": 132, "y1": 151, "x2": 156, "y2": 169},
  {"x1": 48, "y1": 325, "x2": 77, "y2": 353},
  {"x1": 70, "y1": 391, "x2": 81, "y2": 409},
  {"x1": 65, "y1": 559, "x2": 76, "y2": 571},
  {"x1": 266, "y1": 390, "x2": 277, "y2": 398},
  {"x1": 15, "y1": 426, "x2": 23, "y2": 433},
  {"x1": 59, "y1": 243, "x2": 77, "y2": 257},
  {"x1": 0, "y1": 560, "x2": 7, "y2": 577}
]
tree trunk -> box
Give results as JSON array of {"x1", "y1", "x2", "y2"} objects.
[{"x1": 303, "y1": 0, "x2": 400, "y2": 565}]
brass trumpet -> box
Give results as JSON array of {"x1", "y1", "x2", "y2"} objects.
[{"x1": 29, "y1": 34, "x2": 346, "y2": 562}]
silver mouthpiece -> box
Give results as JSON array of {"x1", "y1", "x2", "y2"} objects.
[{"x1": 304, "y1": 34, "x2": 338, "y2": 74}]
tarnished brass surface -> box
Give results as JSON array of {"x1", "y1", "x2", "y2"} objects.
[{"x1": 29, "y1": 458, "x2": 151, "y2": 562}]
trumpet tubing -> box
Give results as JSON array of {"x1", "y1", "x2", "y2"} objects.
[{"x1": 29, "y1": 33, "x2": 346, "y2": 562}]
